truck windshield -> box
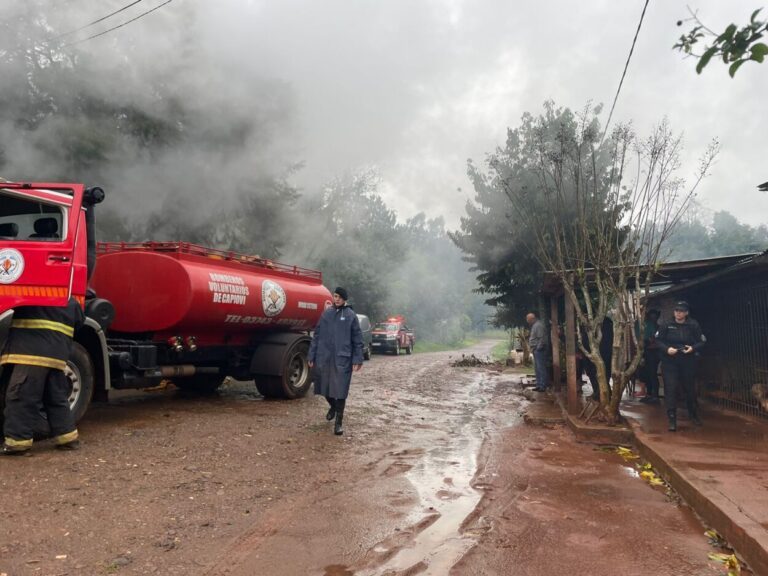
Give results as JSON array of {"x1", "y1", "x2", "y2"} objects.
[
  {"x1": 375, "y1": 323, "x2": 399, "y2": 331},
  {"x1": 0, "y1": 190, "x2": 65, "y2": 241}
]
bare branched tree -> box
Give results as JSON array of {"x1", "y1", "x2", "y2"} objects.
[{"x1": 496, "y1": 102, "x2": 718, "y2": 423}]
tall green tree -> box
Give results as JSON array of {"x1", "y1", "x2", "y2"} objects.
[
  {"x1": 293, "y1": 169, "x2": 407, "y2": 323},
  {"x1": 450, "y1": 138, "x2": 544, "y2": 330},
  {"x1": 464, "y1": 101, "x2": 718, "y2": 423},
  {"x1": 393, "y1": 214, "x2": 486, "y2": 344},
  {"x1": 662, "y1": 208, "x2": 768, "y2": 261},
  {"x1": 290, "y1": 168, "x2": 489, "y2": 344},
  {"x1": 710, "y1": 210, "x2": 768, "y2": 253}
]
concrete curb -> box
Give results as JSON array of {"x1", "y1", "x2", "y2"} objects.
[
  {"x1": 563, "y1": 412, "x2": 634, "y2": 445},
  {"x1": 626, "y1": 416, "x2": 768, "y2": 576},
  {"x1": 551, "y1": 392, "x2": 634, "y2": 445}
]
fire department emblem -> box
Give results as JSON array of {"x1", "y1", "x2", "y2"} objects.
[
  {"x1": 262, "y1": 280, "x2": 287, "y2": 317},
  {"x1": 0, "y1": 249, "x2": 24, "y2": 284}
]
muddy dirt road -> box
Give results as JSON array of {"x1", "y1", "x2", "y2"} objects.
[{"x1": 1, "y1": 341, "x2": 730, "y2": 575}]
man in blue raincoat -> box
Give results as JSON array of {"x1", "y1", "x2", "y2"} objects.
[{"x1": 308, "y1": 287, "x2": 364, "y2": 436}]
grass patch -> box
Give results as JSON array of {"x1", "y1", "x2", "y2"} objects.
[
  {"x1": 482, "y1": 329, "x2": 510, "y2": 339},
  {"x1": 490, "y1": 340, "x2": 511, "y2": 362},
  {"x1": 413, "y1": 338, "x2": 479, "y2": 354}
]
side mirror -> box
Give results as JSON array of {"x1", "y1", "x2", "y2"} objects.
[{"x1": 84, "y1": 187, "x2": 105, "y2": 206}]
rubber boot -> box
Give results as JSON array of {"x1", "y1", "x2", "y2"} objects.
[
  {"x1": 1, "y1": 444, "x2": 31, "y2": 456},
  {"x1": 325, "y1": 397, "x2": 336, "y2": 421},
  {"x1": 667, "y1": 410, "x2": 677, "y2": 432},
  {"x1": 334, "y1": 405, "x2": 345, "y2": 436}
]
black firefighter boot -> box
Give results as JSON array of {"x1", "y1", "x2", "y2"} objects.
[
  {"x1": 325, "y1": 397, "x2": 336, "y2": 421},
  {"x1": 667, "y1": 410, "x2": 677, "y2": 432},
  {"x1": 334, "y1": 401, "x2": 346, "y2": 436}
]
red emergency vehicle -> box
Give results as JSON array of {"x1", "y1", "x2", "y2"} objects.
[
  {"x1": 370, "y1": 315, "x2": 415, "y2": 355},
  {"x1": 0, "y1": 182, "x2": 331, "y2": 422}
]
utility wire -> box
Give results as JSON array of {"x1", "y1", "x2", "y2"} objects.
[
  {"x1": 61, "y1": 0, "x2": 174, "y2": 48},
  {"x1": 48, "y1": 0, "x2": 146, "y2": 41},
  {"x1": 601, "y1": 0, "x2": 651, "y2": 143}
]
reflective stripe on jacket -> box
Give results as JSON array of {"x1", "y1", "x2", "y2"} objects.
[{"x1": 0, "y1": 298, "x2": 84, "y2": 370}]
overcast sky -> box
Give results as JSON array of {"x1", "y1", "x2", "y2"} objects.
[
  {"x1": 232, "y1": 0, "x2": 766, "y2": 228},
  {"x1": 23, "y1": 1, "x2": 768, "y2": 228}
]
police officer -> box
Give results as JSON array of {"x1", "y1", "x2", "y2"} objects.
[
  {"x1": 1, "y1": 297, "x2": 84, "y2": 454},
  {"x1": 655, "y1": 301, "x2": 705, "y2": 432}
]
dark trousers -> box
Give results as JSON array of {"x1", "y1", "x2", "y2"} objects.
[
  {"x1": 325, "y1": 396, "x2": 346, "y2": 412},
  {"x1": 3, "y1": 364, "x2": 76, "y2": 443},
  {"x1": 533, "y1": 349, "x2": 549, "y2": 389},
  {"x1": 661, "y1": 357, "x2": 697, "y2": 415},
  {"x1": 642, "y1": 348, "x2": 660, "y2": 397}
]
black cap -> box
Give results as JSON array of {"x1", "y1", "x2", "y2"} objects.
[
  {"x1": 673, "y1": 301, "x2": 690, "y2": 312},
  {"x1": 333, "y1": 287, "x2": 349, "y2": 301}
]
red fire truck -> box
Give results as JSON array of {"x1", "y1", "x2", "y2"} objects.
[
  {"x1": 0, "y1": 182, "x2": 331, "y2": 422},
  {"x1": 370, "y1": 315, "x2": 415, "y2": 355}
]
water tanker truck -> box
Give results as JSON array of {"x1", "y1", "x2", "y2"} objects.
[{"x1": 0, "y1": 182, "x2": 331, "y2": 422}]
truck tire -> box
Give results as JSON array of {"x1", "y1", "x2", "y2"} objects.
[
  {"x1": 405, "y1": 343, "x2": 412, "y2": 355},
  {"x1": 175, "y1": 374, "x2": 224, "y2": 394},
  {"x1": 65, "y1": 342, "x2": 95, "y2": 423},
  {"x1": 256, "y1": 340, "x2": 311, "y2": 399},
  {"x1": 393, "y1": 342, "x2": 400, "y2": 356},
  {"x1": 363, "y1": 345, "x2": 371, "y2": 361}
]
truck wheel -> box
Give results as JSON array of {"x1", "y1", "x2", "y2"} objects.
[
  {"x1": 175, "y1": 374, "x2": 224, "y2": 394},
  {"x1": 256, "y1": 341, "x2": 311, "y2": 399},
  {"x1": 65, "y1": 342, "x2": 95, "y2": 423},
  {"x1": 405, "y1": 343, "x2": 412, "y2": 355},
  {"x1": 363, "y1": 345, "x2": 371, "y2": 361},
  {"x1": 394, "y1": 342, "x2": 400, "y2": 356}
]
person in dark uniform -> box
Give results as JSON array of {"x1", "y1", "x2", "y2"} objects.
[
  {"x1": 308, "y1": 287, "x2": 363, "y2": 436},
  {"x1": 583, "y1": 316, "x2": 613, "y2": 401},
  {"x1": 639, "y1": 309, "x2": 661, "y2": 404},
  {"x1": 655, "y1": 301, "x2": 705, "y2": 432},
  {"x1": 1, "y1": 297, "x2": 84, "y2": 455}
]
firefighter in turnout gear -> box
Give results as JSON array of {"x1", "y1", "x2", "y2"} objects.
[{"x1": 1, "y1": 298, "x2": 85, "y2": 455}]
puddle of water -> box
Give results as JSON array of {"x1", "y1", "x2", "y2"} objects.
[
  {"x1": 323, "y1": 565, "x2": 355, "y2": 576},
  {"x1": 359, "y1": 374, "x2": 488, "y2": 575}
]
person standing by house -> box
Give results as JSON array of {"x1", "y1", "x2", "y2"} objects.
[
  {"x1": 581, "y1": 316, "x2": 614, "y2": 402},
  {"x1": 639, "y1": 309, "x2": 661, "y2": 404},
  {"x1": 655, "y1": 301, "x2": 706, "y2": 431},
  {"x1": 526, "y1": 312, "x2": 549, "y2": 392},
  {"x1": 1, "y1": 297, "x2": 84, "y2": 455},
  {"x1": 308, "y1": 287, "x2": 364, "y2": 436}
]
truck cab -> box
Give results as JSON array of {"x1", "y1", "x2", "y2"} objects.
[
  {"x1": 371, "y1": 315, "x2": 415, "y2": 355},
  {"x1": 0, "y1": 182, "x2": 109, "y2": 423}
]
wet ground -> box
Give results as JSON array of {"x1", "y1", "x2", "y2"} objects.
[{"x1": 0, "y1": 341, "x2": 737, "y2": 575}]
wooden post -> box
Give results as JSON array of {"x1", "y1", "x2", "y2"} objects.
[
  {"x1": 550, "y1": 296, "x2": 561, "y2": 391},
  {"x1": 565, "y1": 296, "x2": 578, "y2": 414}
]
